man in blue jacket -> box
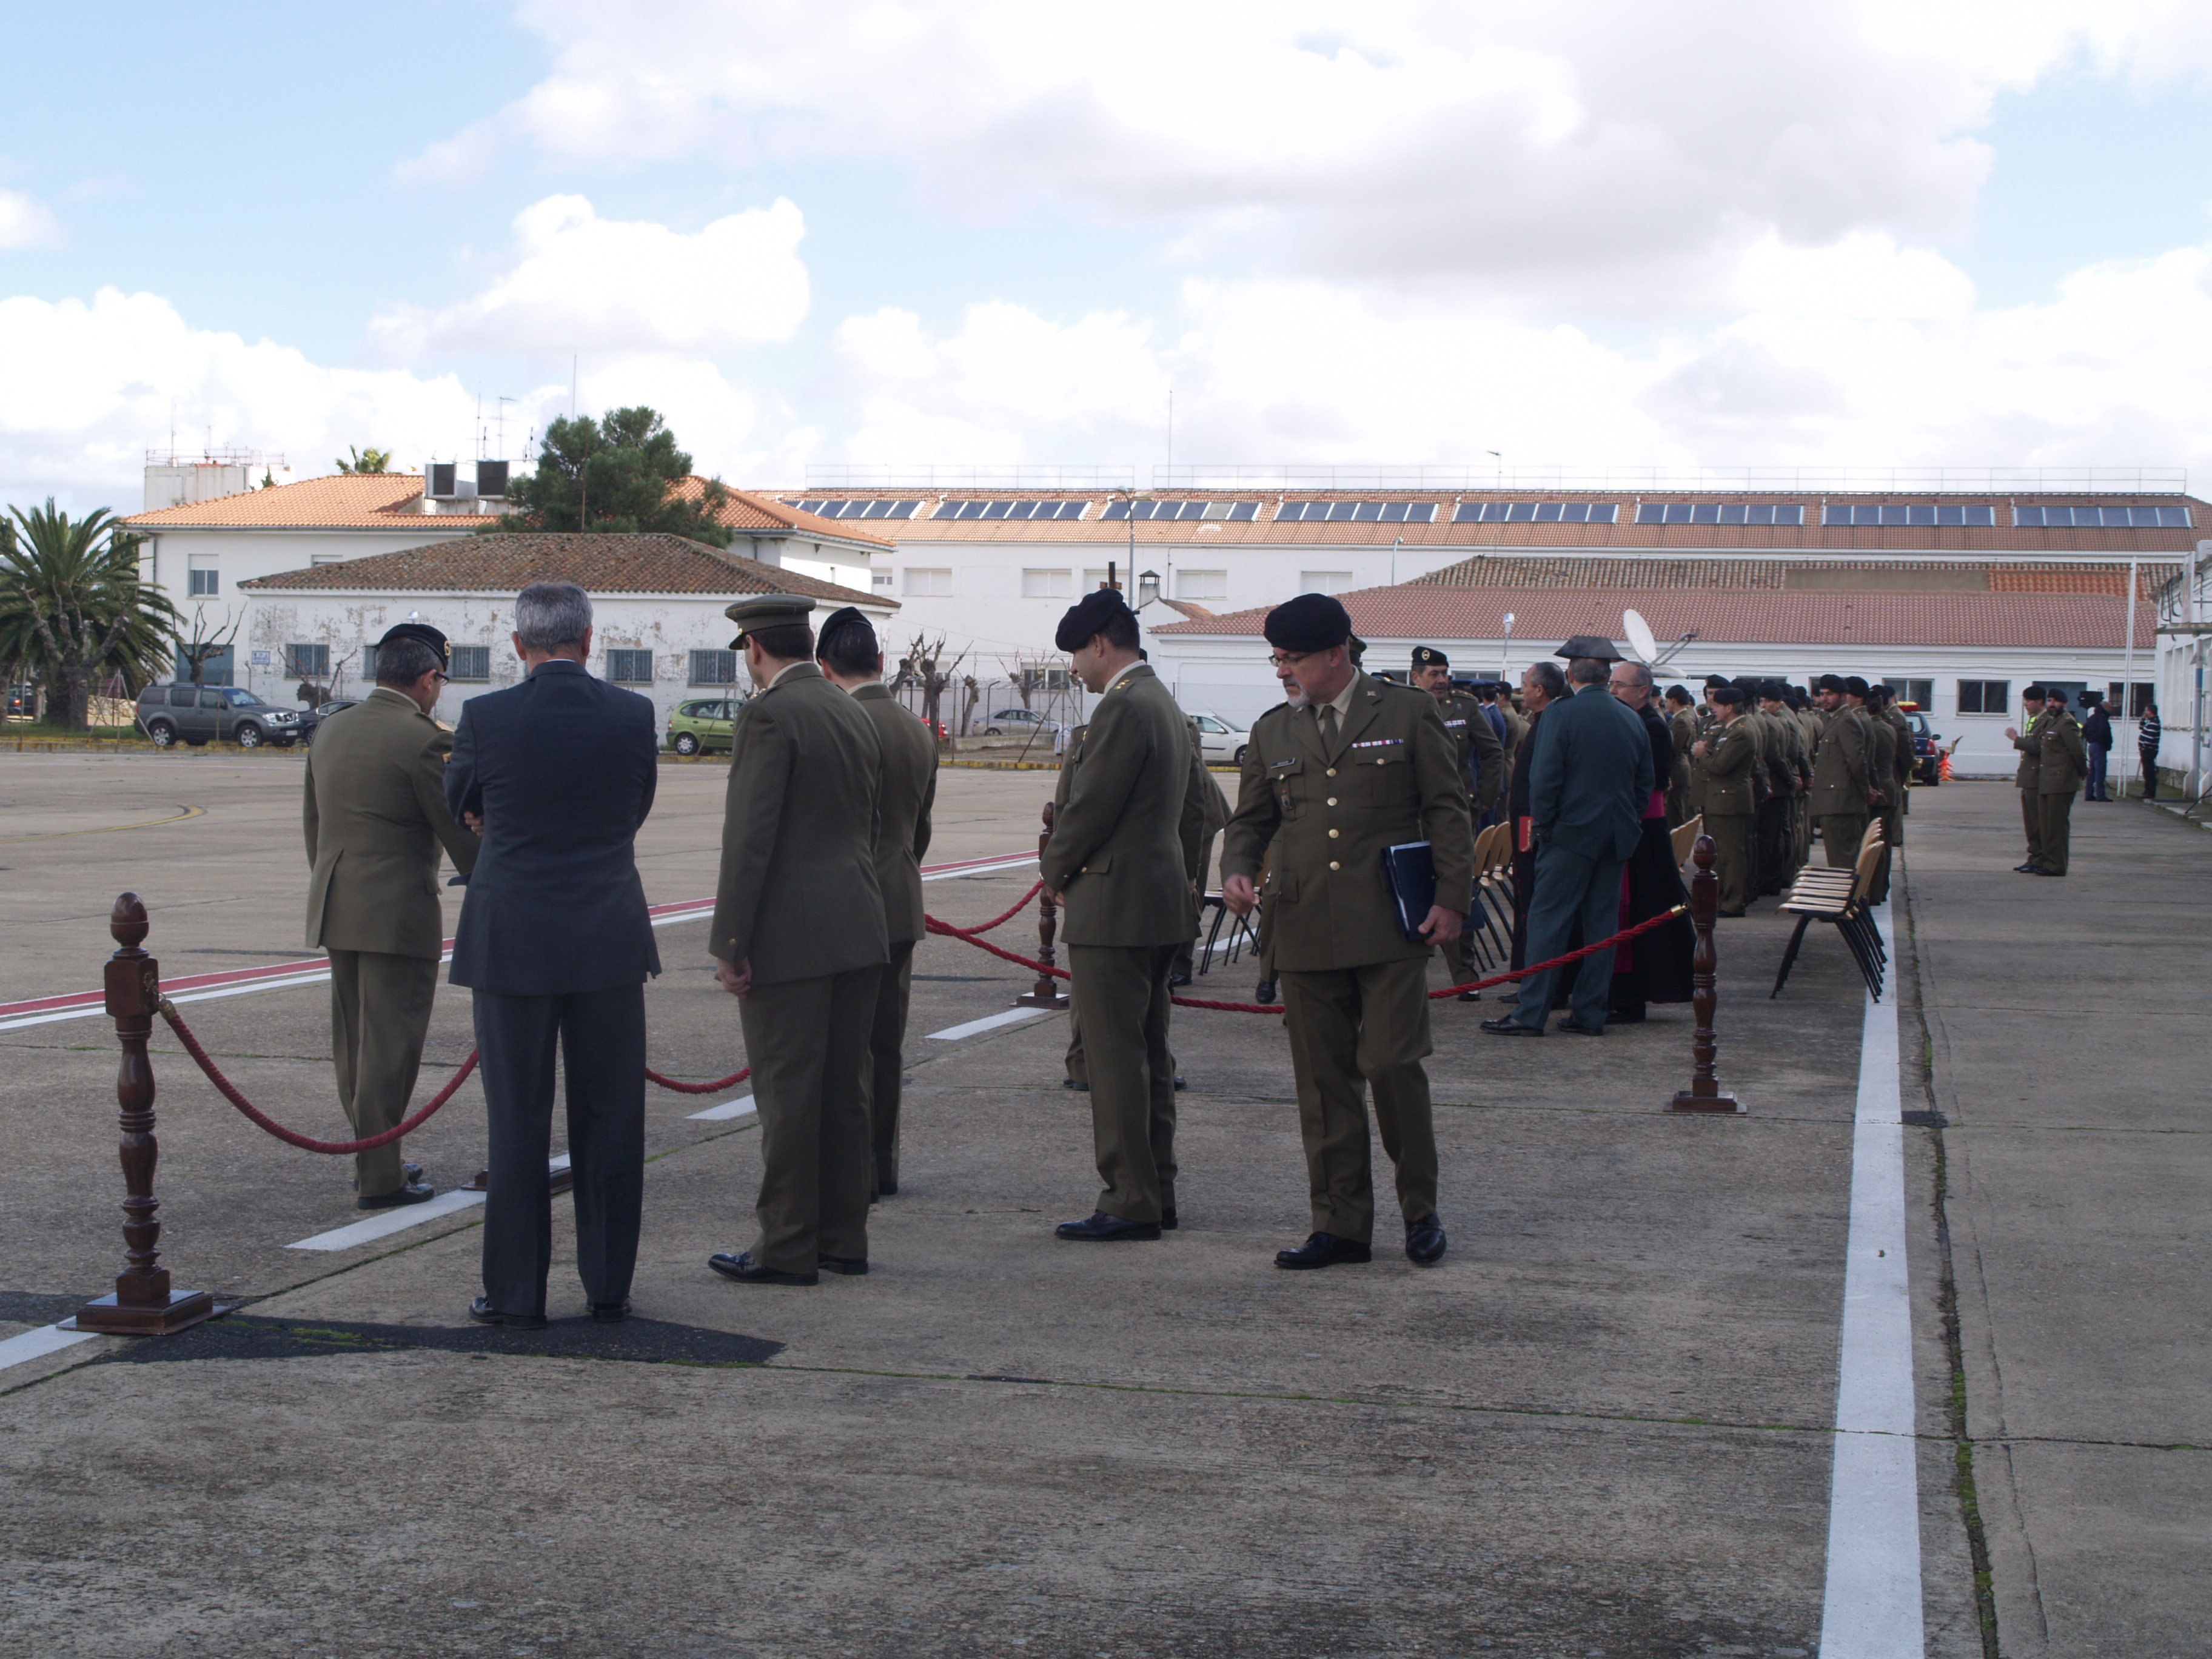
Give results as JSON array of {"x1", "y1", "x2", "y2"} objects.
[
  {"x1": 446, "y1": 581, "x2": 661, "y2": 1329},
  {"x1": 1482, "y1": 635, "x2": 1653, "y2": 1037}
]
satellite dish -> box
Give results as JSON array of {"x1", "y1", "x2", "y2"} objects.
[{"x1": 1622, "y1": 609, "x2": 1660, "y2": 665}]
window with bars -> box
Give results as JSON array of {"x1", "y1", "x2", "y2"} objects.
[
  {"x1": 605, "y1": 649, "x2": 653, "y2": 684},
  {"x1": 188, "y1": 568, "x2": 220, "y2": 596},
  {"x1": 689, "y1": 649, "x2": 738, "y2": 685},
  {"x1": 1956, "y1": 680, "x2": 2010, "y2": 714},
  {"x1": 283, "y1": 644, "x2": 329, "y2": 679},
  {"x1": 449, "y1": 645, "x2": 491, "y2": 681}
]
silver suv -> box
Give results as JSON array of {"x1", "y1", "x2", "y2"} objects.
[{"x1": 135, "y1": 683, "x2": 304, "y2": 749}]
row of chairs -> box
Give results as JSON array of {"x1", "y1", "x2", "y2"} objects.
[{"x1": 1772, "y1": 820, "x2": 1889, "y2": 1000}]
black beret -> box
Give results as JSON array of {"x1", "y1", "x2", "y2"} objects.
[
  {"x1": 1758, "y1": 679, "x2": 1789, "y2": 700},
  {"x1": 375, "y1": 620, "x2": 449, "y2": 668},
  {"x1": 1555, "y1": 633, "x2": 1623, "y2": 662},
  {"x1": 1346, "y1": 632, "x2": 1367, "y2": 663},
  {"x1": 2022, "y1": 685, "x2": 2045, "y2": 700},
  {"x1": 1814, "y1": 674, "x2": 1846, "y2": 693},
  {"x1": 1711, "y1": 687, "x2": 1747, "y2": 708},
  {"x1": 1704, "y1": 674, "x2": 1734, "y2": 690},
  {"x1": 1412, "y1": 645, "x2": 1449, "y2": 669},
  {"x1": 1262, "y1": 592, "x2": 1352, "y2": 653},
  {"x1": 1054, "y1": 586, "x2": 1132, "y2": 653},
  {"x1": 2043, "y1": 683, "x2": 2070, "y2": 699},
  {"x1": 1843, "y1": 675, "x2": 1870, "y2": 696}
]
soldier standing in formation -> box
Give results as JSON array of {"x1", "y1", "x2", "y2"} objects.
[
  {"x1": 1410, "y1": 645, "x2": 1502, "y2": 999},
  {"x1": 1171, "y1": 712, "x2": 1230, "y2": 988},
  {"x1": 1663, "y1": 686, "x2": 1698, "y2": 827},
  {"x1": 301, "y1": 621, "x2": 480, "y2": 1208},
  {"x1": 1857, "y1": 683, "x2": 1898, "y2": 903},
  {"x1": 1789, "y1": 686, "x2": 1824, "y2": 876},
  {"x1": 1809, "y1": 674, "x2": 1873, "y2": 868},
  {"x1": 1691, "y1": 688, "x2": 1757, "y2": 915},
  {"x1": 814, "y1": 606, "x2": 937, "y2": 1200},
  {"x1": 1757, "y1": 681, "x2": 1809, "y2": 894},
  {"x1": 708, "y1": 595, "x2": 889, "y2": 1286},
  {"x1": 1041, "y1": 588, "x2": 1195, "y2": 1242},
  {"x1": 1222, "y1": 594, "x2": 1471, "y2": 1270},
  {"x1": 2016, "y1": 685, "x2": 2088, "y2": 876}
]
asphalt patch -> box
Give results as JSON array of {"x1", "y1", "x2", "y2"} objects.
[
  {"x1": 92, "y1": 1312, "x2": 784, "y2": 1367},
  {"x1": 0, "y1": 1292, "x2": 89, "y2": 1324}
]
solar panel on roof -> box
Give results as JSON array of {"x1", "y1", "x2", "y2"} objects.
[{"x1": 888, "y1": 500, "x2": 919, "y2": 519}]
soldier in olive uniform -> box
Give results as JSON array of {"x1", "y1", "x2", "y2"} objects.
[
  {"x1": 1041, "y1": 589, "x2": 1197, "y2": 1242},
  {"x1": 303, "y1": 622, "x2": 480, "y2": 1206},
  {"x1": 1410, "y1": 646, "x2": 1503, "y2": 995},
  {"x1": 1758, "y1": 682, "x2": 1809, "y2": 891},
  {"x1": 1692, "y1": 688, "x2": 1757, "y2": 914},
  {"x1": 1222, "y1": 594, "x2": 1473, "y2": 1271},
  {"x1": 1857, "y1": 683, "x2": 1899, "y2": 903},
  {"x1": 708, "y1": 595, "x2": 889, "y2": 1287},
  {"x1": 816, "y1": 606, "x2": 936, "y2": 1199},
  {"x1": 1053, "y1": 720, "x2": 1091, "y2": 1089},
  {"x1": 1171, "y1": 713, "x2": 1230, "y2": 985},
  {"x1": 1790, "y1": 686, "x2": 1824, "y2": 873},
  {"x1": 2006, "y1": 686, "x2": 2049, "y2": 872},
  {"x1": 1809, "y1": 674, "x2": 1873, "y2": 866},
  {"x1": 2028, "y1": 685, "x2": 2089, "y2": 875},
  {"x1": 1664, "y1": 686, "x2": 1698, "y2": 827}
]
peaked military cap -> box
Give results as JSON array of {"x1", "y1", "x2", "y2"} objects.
[
  {"x1": 1054, "y1": 586, "x2": 1133, "y2": 653},
  {"x1": 1412, "y1": 645, "x2": 1449, "y2": 669},
  {"x1": 1263, "y1": 592, "x2": 1352, "y2": 652},
  {"x1": 375, "y1": 620, "x2": 449, "y2": 668},
  {"x1": 1555, "y1": 634, "x2": 1623, "y2": 662},
  {"x1": 725, "y1": 592, "x2": 816, "y2": 647}
]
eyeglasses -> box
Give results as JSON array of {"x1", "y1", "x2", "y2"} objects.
[
  {"x1": 1266, "y1": 651, "x2": 1316, "y2": 669},
  {"x1": 432, "y1": 672, "x2": 451, "y2": 685}
]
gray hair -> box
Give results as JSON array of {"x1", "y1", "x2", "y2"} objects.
[
  {"x1": 1567, "y1": 656, "x2": 1610, "y2": 686},
  {"x1": 515, "y1": 582, "x2": 592, "y2": 650},
  {"x1": 1523, "y1": 660, "x2": 1567, "y2": 699},
  {"x1": 1612, "y1": 661, "x2": 1654, "y2": 690}
]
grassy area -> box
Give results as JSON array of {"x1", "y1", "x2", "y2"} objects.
[{"x1": 2, "y1": 719, "x2": 139, "y2": 740}]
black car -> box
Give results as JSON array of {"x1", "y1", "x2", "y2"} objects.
[
  {"x1": 1898, "y1": 705, "x2": 1940, "y2": 784},
  {"x1": 295, "y1": 699, "x2": 360, "y2": 745},
  {"x1": 133, "y1": 683, "x2": 306, "y2": 748}
]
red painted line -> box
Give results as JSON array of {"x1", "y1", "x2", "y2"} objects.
[{"x1": 0, "y1": 850, "x2": 1034, "y2": 1020}]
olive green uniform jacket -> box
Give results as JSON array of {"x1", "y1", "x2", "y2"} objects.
[
  {"x1": 1040, "y1": 664, "x2": 1196, "y2": 947},
  {"x1": 710, "y1": 663, "x2": 889, "y2": 986},
  {"x1": 1809, "y1": 707, "x2": 1874, "y2": 814},
  {"x1": 1697, "y1": 720, "x2": 1758, "y2": 816},
  {"x1": 1433, "y1": 689, "x2": 1506, "y2": 814},
  {"x1": 1666, "y1": 707, "x2": 1698, "y2": 822},
  {"x1": 851, "y1": 683, "x2": 937, "y2": 945},
  {"x1": 303, "y1": 688, "x2": 480, "y2": 957},
  {"x1": 1222, "y1": 674, "x2": 1474, "y2": 973},
  {"x1": 2036, "y1": 711, "x2": 2089, "y2": 795}
]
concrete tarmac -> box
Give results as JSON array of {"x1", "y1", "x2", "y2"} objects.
[{"x1": 0, "y1": 752, "x2": 2189, "y2": 1657}]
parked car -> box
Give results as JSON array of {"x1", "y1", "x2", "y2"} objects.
[
  {"x1": 135, "y1": 683, "x2": 304, "y2": 749},
  {"x1": 295, "y1": 699, "x2": 360, "y2": 745},
  {"x1": 6, "y1": 683, "x2": 34, "y2": 718},
  {"x1": 667, "y1": 695, "x2": 740, "y2": 755},
  {"x1": 1898, "y1": 704, "x2": 1940, "y2": 785},
  {"x1": 1189, "y1": 712, "x2": 1250, "y2": 765},
  {"x1": 982, "y1": 707, "x2": 1061, "y2": 737}
]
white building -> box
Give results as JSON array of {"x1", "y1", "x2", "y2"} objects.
[
  {"x1": 129, "y1": 466, "x2": 888, "y2": 686},
  {"x1": 235, "y1": 532, "x2": 894, "y2": 728}
]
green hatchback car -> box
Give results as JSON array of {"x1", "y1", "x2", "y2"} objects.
[{"x1": 666, "y1": 695, "x2": 740, "y2": 755}]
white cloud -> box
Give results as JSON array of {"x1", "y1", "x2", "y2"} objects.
[
  {"x1": 0, "y1": 189, "x2": 64, "y2": 249},
  {"x1": 368, "y1": 193, "x2": 809, "y2": 361}
]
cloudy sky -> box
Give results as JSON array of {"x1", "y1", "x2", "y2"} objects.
[{"x1": 5, "y1": 0, "x2": 2212, "y2": 510}]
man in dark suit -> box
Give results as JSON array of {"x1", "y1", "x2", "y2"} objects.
[
  {"x1": 447, "y1": 581, "x2": 661, "y2": 1330},
  {"x1": 1483, "y1": 635, "x2": 1653, "y2": 1038}
]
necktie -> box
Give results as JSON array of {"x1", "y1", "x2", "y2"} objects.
[{"x1": 1318, "y1": 704, "x2": 1338, "y2": 751}]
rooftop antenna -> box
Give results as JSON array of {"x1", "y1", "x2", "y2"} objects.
[
  {"x1": 1166, "y1": 388, "x2": 1174, "y2": 483},
  {"x1": 497, "y1": 395, "x2": 517, "y2": 459},
  {"x1": 571, "y1": 355, "x2": 578, "y2": 420}
]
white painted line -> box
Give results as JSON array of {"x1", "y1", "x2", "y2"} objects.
[
  {"x1": 548, "y1": 1151, "x2": 572, "y2": 1174},
  {"x1": 1818, "y1": 900, "x2": 1926, "y2": 1659},
  {"x1": 922, "y1": 855, "x2": 1036, "y2": 882},
  {"x1": 927, "y1": 1007, "x2": 1050, "y2": 1042},
  {"x1": 0, "y1": 1322, "x2": 98, "y2": 1373},
  {"x1": 286, "y1": 1188, "x2": 485, "y2": 1252},
  {"x1": 686, "y1": 1094, "x2": 756, "y2": 1121}
]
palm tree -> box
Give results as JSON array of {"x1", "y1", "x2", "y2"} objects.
[{"x1": 0, "y1": 499, "x2": 180, "y2": 729}]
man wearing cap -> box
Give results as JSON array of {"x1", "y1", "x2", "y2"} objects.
[
  {"x1": 447, "y1": 583, "x2": 660, "y2": 1327},
  {"x1": 1410, "y1": 646, "x2": 1503, "y2": 995},
  {"x1": 1757, "y1": 681, "x2": 1809, "y2": 893},
  {"x1": 706, "y1": 595, "x2": 888, "y2": 1285},
  {"x1": 1789, "y1": 686, "x2": 1824, "y2": 873},
  {"x1": 2005, "y1": 686, "x2": 2049, "y2": 872},
  {"x1": 1688, "y1": 689, "x2": 1757, "y2": 915},
  {"x1": 1809, "y1": 675, "x2": 1874, "y2": 867},
  {"x1": 1039, "y1": 587, "x2": 1195, "y2": 1242},
  {"x1": 1222, "y1": 594, "x2": 1472, "y2": 1269},
  {"x1": 1855, "y1": 682, "x2": 1898, "y2": 902},
  {"x1": 303, "y1": 622, "x2": 480, "y2": 1209},
  {"x1": 1663, "y1": 686, "x2": 1698, "y2": 827},
  {"x1": 2027, "y1": 685, "x2": 2088, "y2": 875},
  {"x1": 814, "y1": 606, "x2": 936, "y2": 1198},
  {"x1": 1481, "y1": 637, "x2": 1653, "y2": 1036}
]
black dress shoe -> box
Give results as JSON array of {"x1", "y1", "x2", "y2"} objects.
[
  {"x1": 1161, "y1": 1207, "x2": 1178, "y2": 1231},
  {"x1": 1254, "y1": 979, "x2": 1278, "y2": 1005},
  {"x1": 876, "y1": 1179, "x2": 897, "y2": 1198},
  {"x1": 1456, "y1": 988, "x2": 1483, "y2": 1001},
  {"x1": 708, "y1": 1250, "x2": 819, "y2": 1286},
  {"x1": 358, "y1": 1179, "x2": 437, "y2": 1210},
  {"x1": 1554, "y1": 1018, "x2": 1605, "y2": 1037},
  {"x1": 2014, "y1": 863, "x2": 2039, "y2": 874},
  {"x1": 1062, "y1": 1076, "x2": 1087, "y2": 1091},
  {"x1": 1054, "y1": 1210, "x2": 1161, "y2": 1242},
  {"x1": 1479, "y1": 1016, "x2": 1543, "y2": 1036},
  {"x1": 589, "y1": 1299, "x2": 631, "y2": 1323},
  {"x1": 1168, "y1": 970, "x2": 1193, "y2": 987},
  {"x1": 1174, "y1": 1075, "x2": 1187, "y2": 1090},
  {"x1": 468, "y1": 1296, "x2": 547, "y2": 1330},
  {"x1": 1406, "y1": 1213, "x2": 1447, "y2": 1264},
  {"x1": 1275, "y1": 1232, "x2": 1372, "y2": 1270},
  {"x1": 818, "y1": 1255, "x2": 869, "y2": 1276}
]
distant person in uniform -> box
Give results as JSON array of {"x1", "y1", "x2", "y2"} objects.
[
  {"x1": 1410, "y1": 646, "x2": 1501, "y2": 998},
  {"x1": 446, "y1": 583, "x2": 660, "y2": 1328},
  {"x1": 1605, "y1": 659, "x2": 1694, "y2": 1019},
  {"x1": 2005, "y1": 686, "x2": 2049, "y2": 873},
  {"x1": 1690, "y1": 688, "x2": 1756, "y2": 916},
  {"x1": 1170, "y1": 713, "x2": 1230, "y2": 988},
  {"x1": 1481, "y1": 637, "x2": 1652, "y2": 1037},
  {"x1": 1222, "y1": 594, "x2": 1472, "y2": 1269},
  {"x1": 707, "y1": 595, "x2": 889, "y2": 1285},
  {"x1": 2138, "y1": 700, "x2": 2163, "y2": 798},
  {"x1": 2081, "y1": 695, "x2": 2113, "y2": 800},
  {"x1": 1809, "y1": 674, "x2": 1873, "y2": 868},
  {"x1": 302, "y1": 621, "x2": 479, "y2": 1208},
  {"x1": 1041, "y1": 588, "x2": 1195, "y2": 1242},
  {"x1": 816, "y1": 606, "x2": 936, "y2": 1199},
  {"x1": 1663, "y1": 685, "x2": 1698, "y2": 828},
  {"x1": 2025, "y1": 685, "x2": 2088, "y2": 876},
  {"x1": 1507, "y1": 662, "x2": 1567, "y2": 971},
  {"x1": 1054, "y1": 717, "x2": 1092, "y2": 1090}
]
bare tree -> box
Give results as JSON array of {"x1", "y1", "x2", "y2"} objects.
[
  {"x1": 176, "y1": 605, "x2": 242, "y2": 685},
  {"x1": 899, "y1": 633, "x2": 968, "y2": 743}
]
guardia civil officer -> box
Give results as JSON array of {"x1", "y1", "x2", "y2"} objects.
[
  {"x1": 1410, "y1": 645, "x2": 1502, "y2": 997},
  {"x1": 1040, "y1": 588, "x2": 1195, "y2": 1242},
  {"x1": 815, "y1": 606, "x2": 936, "y2": 1198},
  {"x1": 302, "y1": 621, "x2": 480, "y2": 1207},
  {"x1": 1809, "y1": 674, "x2": 1873, "y2": 866},
  {"x1": 1221, "y1": 594, "x2": 1473, "y2": 1270},
  {"x1": 1690, "y1": 688, "x2": 1756, "y2": 915},
  {"x1": 707, "y1": 596, "x2": 889, "y2": 1285}
]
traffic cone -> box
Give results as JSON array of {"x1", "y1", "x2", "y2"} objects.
[{"x1": 1939, "y1": 750, "x2": 1954, "y2": 782}]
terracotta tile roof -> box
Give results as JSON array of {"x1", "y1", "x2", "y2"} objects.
[
  {"x1": 239, "y1": 533, "x2": 891, "y2": 607},
  {"x1": 1155, "y1": 586, "x2": 2152, "y2": 652},
  {"x1": 128, "y1": 473, "x2": 438, "y2": 528},
  {"x1": 674, "y1": 479, "x2": 895, "y2": 548}
]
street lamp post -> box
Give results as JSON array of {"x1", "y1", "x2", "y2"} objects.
[{"x1": 1500, "y1": 611, "x2": 1516, "y2": 682}]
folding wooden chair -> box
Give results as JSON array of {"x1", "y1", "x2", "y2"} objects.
[
  {"x1": 1770, "y1": 820, "x2": 1888, "y2": 1000},
  {"x1": 1466, "y1": 823, "x2": 1518, "y2": 966},
  {"x1": 1671, "y1": 814, "x2": 1703, "y2": 866},
  {"x1": 1196, "y1": 890, "x2": 1259, "y2": 974}
]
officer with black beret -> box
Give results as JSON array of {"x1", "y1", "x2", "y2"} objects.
[{"x1": 1409, "y1": 645, "x2": 1504, "y2": 996}]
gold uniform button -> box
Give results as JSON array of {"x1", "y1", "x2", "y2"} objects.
[
  {"x1": 1326, "y1": 767, "x2": 1337, "y2": 777},
  {"x1": 1327, "y1": 828, "x2": 1340, "y2": 839},
  {"x1": 1326, "y1": 797, "x2": 1338, "y2": 806},
  {"x1": 1329, "y1": 860, "x2": 1341, "y2": 871}
]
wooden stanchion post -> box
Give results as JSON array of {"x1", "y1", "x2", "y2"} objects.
[
  {"x1": 70, "y1": 894, "x2": 216, "y2": 1335},
  {"x1": 1014, "y1": 802, "x2": 1070, "y2": 1010},
  {"x1": 1667, "y1": 836, "x2": 1744, "y2": 1114}
]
